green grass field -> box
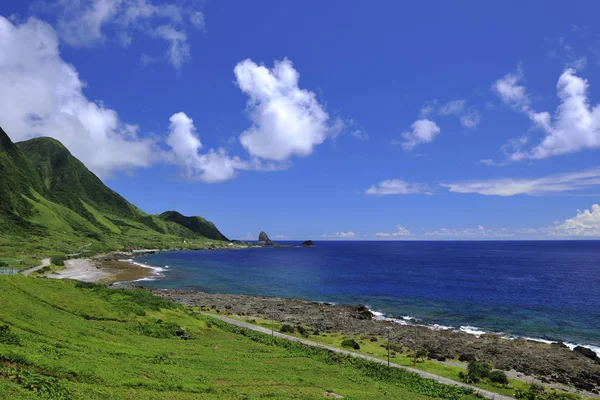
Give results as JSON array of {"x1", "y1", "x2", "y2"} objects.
[
  {"x1": 0, "y1": 276, "x2": 484, "y2": 399},
  {"x1": 212, "y1": 314, "x2": 581, "y2": 400}
]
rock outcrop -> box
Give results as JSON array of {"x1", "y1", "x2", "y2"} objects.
[
  {"x1": 258, "y1": 231, "x2": 274, "y2": 246},
  {"x1": 301, "y1": 240, "x2": 315, "y2": 247}
]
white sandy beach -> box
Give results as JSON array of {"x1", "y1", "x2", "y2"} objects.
[{"x1": 49, "y1": 259, "x2": 108, "y2": 282}]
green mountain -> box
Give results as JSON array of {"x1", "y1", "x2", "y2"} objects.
[
  {"x1": 160, "y1": 211, "x2": 229, "y2": 241},
  {"x1": 0, "y1": 128, "x2": 228, "y2": 259}
]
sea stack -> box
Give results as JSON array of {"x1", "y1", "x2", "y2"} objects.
[
  {"x1": 301, "y1": 240, "x2": 315, "y2": 247},
  {"x1": 258, "y1": 231, "x2": 274, "y2": 246}
]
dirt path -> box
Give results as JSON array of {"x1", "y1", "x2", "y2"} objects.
[
  {"x1": 20, "y1": 258, "x2": 50, "y2": 276},
  {"x1": 204, "y1": 313, "x2": 515, "y2": 400}
]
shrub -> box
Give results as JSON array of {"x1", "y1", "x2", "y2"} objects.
[
  {"x1": 458, "y1": 353, "x2": 477, "y2": 362},
  {"x1": 460, "y1": 361, "x2": 491, "y2": 383},
  {"x1": 0, "y1": 261, "x2": 9, "y2": 268},
  {"x1": 489, "y1": 370, "x2": 509, "y2": 385},
  {"x1": 279, "y1": 324, "x2": 295, "y2": 333},
  {"x1": 0, "y1": 324, "x2": 21, "y2": 346},
  {"x1": 51, "y1": 255, "x2": 68, "y2": 266},
  {"x1": 296, "y1": 325, "x2": 309, "y2": 337},
  {"x1": 341, "y1": 339, "x2": 360, "y2": 350}
]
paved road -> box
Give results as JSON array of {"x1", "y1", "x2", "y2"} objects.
[
  {"x1": 20, "y1": 258, "x2": 51, "y2": 276},
  {"x1": 204, "y1": 313, "x2": 514, "y2": 400}
]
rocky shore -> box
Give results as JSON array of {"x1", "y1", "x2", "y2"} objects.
[{"x1": 149, "y1": 288, "x2": 600, "y2": 396}]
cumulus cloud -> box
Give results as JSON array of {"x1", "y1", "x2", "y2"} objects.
[
  {"x1": 165, "y1": 112, "x2": 281, "y2": 183},
  {"x1": 0, "y1": 16, "x2": 156, "y2": 178},
  {"x1": 438, "y1": 99, "x2": 466, "y2": 116},
  {"x1": 320, "y1": 232, "x2": 356, "y2": 239},
  {"x1": 38, "y1": 0, "x2": 203, "y2": 70},
  {"x1": 374, "y1": 225, "x2": 411, "y2": 237},
  {"x1": 365, "y1": 179, "x2": 431, "y2": 196},
  {"x1": 442, "y1": 167, "x2": 600, "y2": 196},
  {"x1": 550, "y1": 204, "x2": 600, "y2": 236},
  {"x1": 395, "y1": 119, "x2": 440, "y2": 151},
  {"x1": 493, "y1": 68, "x2": 600, "y2": 160},
  {"x1": 234, "y1": 58, "x2": 339, "y2": 161}
]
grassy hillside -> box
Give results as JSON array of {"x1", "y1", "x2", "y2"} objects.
[
  {"x1": 0, "y1": 128, "x2": 44, "y2": 236},
  {"x1": 0, "y1": 276, "x2": 481, "y2": 399},
  {"x1": 0, "y1": 130, "x2": 229, "y2": 265}
]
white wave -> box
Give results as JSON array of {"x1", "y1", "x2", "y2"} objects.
[
  {"x1": 363, "y1": 306, "x2": 600, "y2": 356},
  {"x1": 119, "y1": 259, "x2": 166, "y2": 273},
  {"x1": 458, "y1": 325, "x2": 488, "y2": 337},
  {"x1": 564, "y1": 342, "x2": 600, "y2": 358}
]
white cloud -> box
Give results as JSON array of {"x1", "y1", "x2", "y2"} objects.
[
  {"x1": 438, "y1": 99, "x2": 466, "y2": 116},
  {"x1": 460, "y1": 110, "x2": 482, "y2": 129},
  {"x1": 419, "y1": 99, "x2": 438, "y2": 117},
  {"x1": 493, "y1": 68, "x2": 529, "y2": 107},
  {"x1": 234, "y1": 58, "x2": 338, "y2": 161},
  {"x1": 165, "y1": 112, "x2": 281, "y2": 183},
  {"x1": 0, "y1": 16, "x2": 156, "y2": 178},
  {"x1": 550, "y1": 204, "x2": 600, "y2": 236},
  {"x1": 154, "y1": 25, "x2": 190, "y2": 70},
  {"x1": 424, "y1": 225, "x2": 515, "y2": 239},
  {"x1": 493, "y1": 68, "x2": 600, "y2": 160},
  {"x1": 365, "y1": 179, "x2": 431, "y2": 196},
  {"x1": 397, "y1": 119, "x2": 440, "y2": 151},
  {"x1": 442, "y1": 167, "x2": 600, "y2": 196},
  {"x1": 41, "y1": 0, "x2": 203, "y2": 70},
  {"x1": 350, "y1": 129, "x2": 369, "y2": 140},
  {"x1": 321, "y1": 231, "x2": 356, "y2": 239},
  {"x1": 274, "y1": 234, "x2": 288, "y2": 239},
  {"x1": 374, "y1": 225, "x2": 411, "y2": 237}
]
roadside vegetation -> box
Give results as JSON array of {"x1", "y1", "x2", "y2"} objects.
[{"x1": 207, "y1": 311, "x2": 583, "y2": 400}]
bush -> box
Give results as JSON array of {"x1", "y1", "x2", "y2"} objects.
[
  {"x1": 0, "y1": 324, "x2": 21, "y2": 346},
  {"x1": 458, "y1": 353, "x2": 477, "y2": 362},
  {"x1": 489, "y1": 370, "x2": 509, "y2": 385},
  {"x1": 51, "y1": 255, "x2": 68, "y2": 266},
  {"x1": 460, "y1": 361, "x2": 491, "y2": 383},
  {"x1": 296, "y1": 325, "x2": 309, "y2": 337},
  {"x1": 341, "y1": 339, "x2": 360, "y2": 350},
  {"x1": 0, "y1": 261, "x2": 9, "y2": 268},
  {"x1": 279, "y1": 324, "x2": 295, "y2": 333}
]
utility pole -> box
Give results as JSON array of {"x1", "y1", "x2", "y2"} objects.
[
  {"x1": 387, "y1": 327, "x2": 391, "y2": 367},
  {"x1": 271, "y1": 303, "x2": 275, "y2": 336}
]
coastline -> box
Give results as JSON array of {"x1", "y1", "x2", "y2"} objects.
[
  {"x1": 46, "y1": 253, "x2": 600, "y2": 396},
  {"x1": 144, "y1": 287, "x2": 600, "y2": 397}
]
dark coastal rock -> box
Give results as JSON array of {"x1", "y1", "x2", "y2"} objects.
[
  {"x1": 352, "y1": 305, "x2": 373, "y2": 320},
  {"x1": 301, "y1": 240, "x2": 315, "y2": 247},
  {"x1": 258, "y1": 231, "x2": 274, "y2": 246},
  {"x1": 574, "y1": 346, "x2": 599, "y2": 361}
]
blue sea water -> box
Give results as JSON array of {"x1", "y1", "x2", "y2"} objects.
[{"x1": 136, "y1": 241, "x2": 600, "y2": 351}]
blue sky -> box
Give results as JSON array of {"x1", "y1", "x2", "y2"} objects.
[{"x1": 2, "y1": 1, "x2": 600, "y2": 240}]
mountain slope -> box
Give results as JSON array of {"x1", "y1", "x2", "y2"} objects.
[
  {"x1": 0, "y1": 129, "x2": 229, "y2": 259},
  {"x1": 17, "y1": 137, "x2": 141, "y2": 221},
  {"x1": 0, "y1": 127, "x2": 44, "y2": 234}
]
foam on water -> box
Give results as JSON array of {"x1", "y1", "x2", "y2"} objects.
[{"x1": 368, "y1": 307, "x2": 600, "y2": 357}]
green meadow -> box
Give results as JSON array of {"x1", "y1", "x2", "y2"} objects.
[{"x1": 0, "y1": 275, "x2": 484, "y2": 399}]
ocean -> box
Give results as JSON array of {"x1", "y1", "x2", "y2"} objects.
[{"x1": 135, "y1": 241, "x2": 600, "y2": 354}]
